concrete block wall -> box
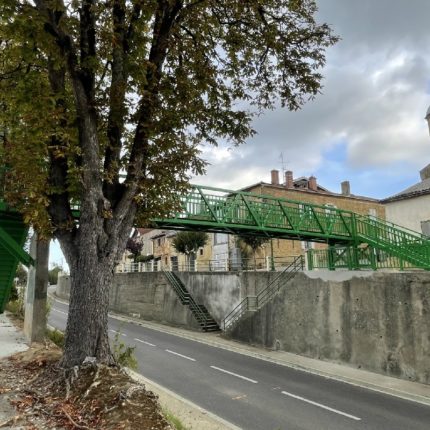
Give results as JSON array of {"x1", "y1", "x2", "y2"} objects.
[{"x1": 229, "y1": 271, "x2": 430, "y2": 385}]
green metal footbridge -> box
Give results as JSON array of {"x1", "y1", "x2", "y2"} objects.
[
  {"x1": 152, "y1": 185, "x2": 430, "y2": 270},
  {"x1": 2, "y1": 184, "x2": 430, "y2": 312}
]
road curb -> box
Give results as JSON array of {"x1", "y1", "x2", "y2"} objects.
[{"x1": 127, "y1": 369, "x2": 242, "y2": 430}]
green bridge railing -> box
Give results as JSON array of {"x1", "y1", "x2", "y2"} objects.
[
  {"x1": 153, "y1": 185, "x2": 430, "y2": 270},
  {"x1": 308, "y1": 246, "x2": 419, "y2": 271},
  {"x1": 153, "y1": 185, "x2": 358, "y2": 243}
]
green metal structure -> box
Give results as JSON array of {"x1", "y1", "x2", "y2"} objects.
[
  {"x1": 0, "y1": 200, "x2": 32, "y2": 312},
  {"x1": 153, "y1": 185, "x2": 430, "y2": 270},
  {"x1": 2, "y1": 182, "x2": 430, "y2": 312}
]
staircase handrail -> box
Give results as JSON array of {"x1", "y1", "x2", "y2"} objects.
[
  {"x1": 256, "y1": 256, "x2": 304, "y2": 309},
  {"x1": 355, "y1": 214, "x2": 430, "y2": 242},
  {"x1": 222, "y1": 255, "x2": 303, "y2": 331},
  {"x1": 162, "y1": 269, "x2": 214, "y2": 330}
]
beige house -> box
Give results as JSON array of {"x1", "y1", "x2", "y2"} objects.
[{"x1": 381, "y1": 165, "x2": 430, "y2": 235}]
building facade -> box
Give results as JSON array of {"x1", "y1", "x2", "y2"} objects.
[{"x1": 381, "y1": 164, "x2": 430, "y2": 235}]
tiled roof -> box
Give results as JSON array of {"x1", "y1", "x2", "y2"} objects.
[{"x1": 382, "y1": 178, "x2": 430, "y2": 203}]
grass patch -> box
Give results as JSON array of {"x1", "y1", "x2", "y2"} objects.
[
  {"x1": 5, "y1": 300, "x2": 24, "y2": 319},
  {"x1": 163, "y1": 409, "x2": 189, "y2": 430},
  {"x1": 112, "y1": 330, "x2": 138, "y2": 370},
  {"x1": 46, "y1": 328, "x2": 65, "y2": 348}
]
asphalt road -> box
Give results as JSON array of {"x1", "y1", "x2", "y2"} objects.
[{"x1": 49, "y1": 300, "x2": 430, "y2": 430}]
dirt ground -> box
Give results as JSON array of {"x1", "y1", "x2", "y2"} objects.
[{"x1": 0, "y1": 343, "x2": 173, "y2": 429}]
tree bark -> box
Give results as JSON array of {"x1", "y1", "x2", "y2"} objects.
[{"x1": 60, "y1": 248, "x2": 115, "y2": 367}]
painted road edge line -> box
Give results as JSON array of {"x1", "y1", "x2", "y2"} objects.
[
  {"x1": 52, "y1": 309, "x2": 67, "y2": 315},
  {"x1": 134, "y1": 338, "x2": 156, "y2": 347},
  {"x1": 281, "y1": 390, "x2": 361, "y2": 421},
  {"x1": 165, "y1": 349, "x2": 196, "y2": 362},
  {"x1": 210, "y1": 365, "x2": 258, "y2": 384}
]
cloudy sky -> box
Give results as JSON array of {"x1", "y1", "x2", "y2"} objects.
[
  {"x1": 194, "y1": 0, "x2": 430, "y2": 199},
  {"x1": 50, "y1": 0, "x2": 430, "y2": 267}
]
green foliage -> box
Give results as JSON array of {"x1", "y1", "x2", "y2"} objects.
[
  {"x1": 0, "y1": 0, "x2": 338, "y2": 236},
  {"x1": 172, "y1": 232, "x2": 208, "y2": 256},
  {"x1": 48, "y1": 265, "x2": 63, "y2": 285},
  {"x1": 136, "y1": 254, "x2": 154, "y2": 263},
  {"x1": 112, "y1": 331, "x2": 138, "y2": 370},
  {"x1": 237, "y1": 235, "x2": 269, "y2": 253},
  {"x1": 6, "y1": 275, "x2": 26, "y2": 319},
  {"x1": 46, "y1": 328, "x2": 65, "y2": 348},
  {"x1": 5, "y1": 300, "x2": 23, "y2": 319},
  {"x1": 15, "y1": 264, "x2": 27, "y2": 287},
  {"x1": 163, "y1": 409, "x2": 189, "y2": 430},
  {"x1": 8, "y1": 284, "x2": 19, "y2": 302},
  {"x1": 126, "y1": 238, "x2": 143, "y2": 263}
]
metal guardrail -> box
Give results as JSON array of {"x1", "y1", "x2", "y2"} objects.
[
  {"x1": 355, "y1": 215, "x2": 430, "y2": 268},
  {"x1": 222, "y1": 255, "x2": 304, "y2": 331},
  {"x1": 308, "y1": 246, "x2": 418, "y2": 271},
  {"x1": 117, "y1": 256, "x2": 301, "y2": 274},
  {"x1": 162, "y1": 269, "x2": 218, "y2": 330}
]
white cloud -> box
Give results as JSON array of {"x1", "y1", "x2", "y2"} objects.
[{"x1": 197, "y1": 1, "x2": 430, "y2": 199}]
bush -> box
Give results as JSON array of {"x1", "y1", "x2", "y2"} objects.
[
  {"x1": 112, "y1": 330, "x2": 138, "y2": 370},
  {"x1": 46, "y1": 328, "x2": 65, "y2": 348}
]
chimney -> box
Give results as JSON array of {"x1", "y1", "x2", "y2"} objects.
[
  {"x1": 308, "y1": 176, "x2": 317, "y2": 191},
  {"x1": 271, "y1": 169, "x2": 280, "y2": 185},
  {"x1": 341, "y1": 180, "x2": 350, "y2": 196},
  {"x1": 285, "y1": 170, "x2": 294, "y2": 188}
]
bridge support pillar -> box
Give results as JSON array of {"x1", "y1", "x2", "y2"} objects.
[{"x1": 24, "y1": 232, "x2": 50, "y2": 343}]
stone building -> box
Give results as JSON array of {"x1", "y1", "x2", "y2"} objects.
[{"x1": 235, "y1": 169, "x2": 384, "y2": 264}]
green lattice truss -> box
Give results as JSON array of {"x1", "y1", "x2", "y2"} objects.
[
  {"x1": 2, "y1": 183, "x2": 430, "y2": 312},
  {"x1": 0, "y1": 200, "x2": 32, "y2": 313},
  {"x1": 153, "y1": 185, "x2": 430, "y2": 270}
]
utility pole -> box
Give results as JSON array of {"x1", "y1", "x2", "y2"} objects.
[{"x1": 24, "y1": 232, "x2": 50, "y2": 343}]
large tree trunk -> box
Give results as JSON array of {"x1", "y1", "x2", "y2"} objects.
[{"x1": 61, "y1": 253, "x2": 115, "y2": 367}]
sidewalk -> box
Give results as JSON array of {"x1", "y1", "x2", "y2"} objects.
[
  {"x1": 0, "y1": 313, "x2": 29, "y2": 429},
  {"x1": 0, "y1": 313, "x2": 28, "y2": 359}
]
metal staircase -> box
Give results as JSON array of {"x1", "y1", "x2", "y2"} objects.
[
  {"x1": 355, "y1": 215, "x2": 430, "y2": 269},
  {"x1": 222, "y1": 255, "x2": 304, "y2": 332},
  {"x1": 162, "y1": 270, "x2": 220, "y2": 332}
]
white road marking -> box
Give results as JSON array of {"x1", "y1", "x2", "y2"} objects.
[
  {"x1": 165, "y1": 349, "x2": 196, "y2": 362},
  {"x1": 134, "y1": 338, "x2": 156, "y2": 347},
  {"x1": 210, "y1": 366, "x2": 258, "y2": 384},
  {"x1": 52, "y1": 309, "x2": 67, "y2": 315},
  {"x1": 281, "y1": 391, "x2": 361, "y2": 421},
  {"x1": 109, "y1": 329, "x2": 127, "y2": 337}
]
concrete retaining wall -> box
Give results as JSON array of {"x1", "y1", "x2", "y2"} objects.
[
  {"x1": 56, "y1": 270, "x2": 430, "y2": 384},
  {"x1": 56, "y1": 271, "x2": 240, "y2": 329},
  {"x1": 230, "y1": 271, "x2": 430, "y2": 385}
]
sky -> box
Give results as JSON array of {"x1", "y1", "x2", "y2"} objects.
[
  {"x1": 195, "y1": 0, "x2": 430, "y2": 199},
  {"x1": 50, "y1": 0, "x2": 430, "y2": 267}
]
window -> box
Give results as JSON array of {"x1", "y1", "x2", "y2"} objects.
[{"x1": 199, "y1": 248, "x2": 204, "y2": 256}]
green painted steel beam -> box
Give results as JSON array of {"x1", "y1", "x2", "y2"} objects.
[{"x1": 0, "y1": 226, "x2": 33, "y2": 266}]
